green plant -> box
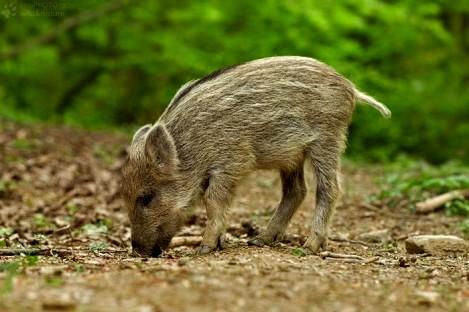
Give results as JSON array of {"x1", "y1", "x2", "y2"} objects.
[
  {"x1": 32, "y1": 213, "x2": 53, "y2": 229},
  {"x1": 0, "y1": 256, "x2": 39, "y2": 295},
  {"x1": 89, "y1": 241, "x2": 109, "y2": 253},
  {"x1": 66, "y1": 203, "x2": 79, "y2": 215},
  {"x1": 11, "y1": 138, "x2": 35, "y2": 151},
  {"x1": 375, "y1": 159, "x2": 469, "y2": 235},
  {"x1": 291, "y1": 248, "x2": 307, "y2": 257},
  {"x1": 459, "y1": 220, "x2": 469, "y2": 237},
  {"x1": 446, "y1": 198, "x2": 469, "y2": 217},
  {"x1": 82, "y1": 222, "x2": 108, "y2": 237},
  {"x1": 74, "y1": 264, "x2": 85, "y2": 273},
  {"x1": 0, "y1": 261, "x2": 19, "y2": 295},
  {"x1": 375, "y1": 159, "x2": 469, "y2": 210},
  {"x1": 0, "y1": 227, "x2": 13, "y2": 238},
  {"x1": 45, "y1": 277, "x2": 64, "y2": 287}
]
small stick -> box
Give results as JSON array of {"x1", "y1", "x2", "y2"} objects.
[
  {"x1": 329, "y1": 236, "x2": 373, "y2": 247},
  {"x1": 363, "y1": 256, "x2": 380, "y2": 264},
  {"x1": 54, "y1": 224, "x2": 71, "y2": 235},
  {"x1": 415, "y1": 189, "x2": 469, "y2": 214},
  {"x1": 0, "y1": 248, "x2": 128, "y2": 257},
  {"x1": 360, "y1": 203, "x2": 418, "y2": 220},
  {"x1": 0, "y1": 248, "x2": 73, "y2": 256},
  {"x1": 169, "y1": 236, "x2": 202, "y2": 248},
  {"x1": 319, "y1": 251, "x2": 365, "y2": 260},
  {"x1": 325, "y1": 258, "x2": 363, "y2": 263}
]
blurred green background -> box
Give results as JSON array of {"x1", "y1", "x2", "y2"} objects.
[{"x1": 0, "y1": 0, "x2": 467, "y2": 164}]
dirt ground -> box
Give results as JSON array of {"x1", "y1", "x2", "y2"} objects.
[{"x1": 0, "y1": 121, "x2": 468, "y2": 312}]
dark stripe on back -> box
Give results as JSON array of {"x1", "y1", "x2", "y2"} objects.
[{"x1": 169, "y1": 63, "x2": 243, "y2": 110}]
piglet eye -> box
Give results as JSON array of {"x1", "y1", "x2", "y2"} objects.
[{"x1": 136, "y1": 193, "x2": 154, "y2": 207}]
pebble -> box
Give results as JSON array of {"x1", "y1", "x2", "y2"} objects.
[
  {"x1": 356, "y1": 229, "x2": 391, "y2": 243},
  {"x1": 415, "y1": 290, "x2": 440, "y2": 305},
  {"x1": 405, "y1": 235, "x2": 468, "y2": 255}
]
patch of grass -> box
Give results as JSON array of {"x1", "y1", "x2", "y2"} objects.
[
  {"x1": 93, "y1": 144, "x2": 115, "y2": 165},
  {"x1": 459, "y1": 220, "x2": 469, "y2": 237},
  {"x1": 82, "y1": 222, "x2": 108, "y2": 237},
  {"x1": 0, "y1": 261, "x2": 19, "y2": 295},
  {"x1": 45, "y1": 276, "x2": 64, "y2": 287},
  {"x1": 0, "y1": 256, "x2": 39, "y2": 296},
  {"x1": 23, "y1": 255, "x2": 39, "y2": 266},
  {"x1": 374, "y1": 159, "x2": 469, "y2": 236},
  {"x1": 89, "y1": 241, "x2": 109, "y2": 253},
  {"x1": 0, "y1": 180, "x2": 7, "y2": 193},
  {"x1": 0, "y1": 261, "x2": 20, "y2": 273},
  {"x1": 33, "y1": 233, "x2": 48, "y2": 242},
  {"x1": 11, "y1": 138, "x2": 35, "y2": 150},
  {"x1": 74, "y1": 264, "x2": 85, "y2": 273},
  {"x1": 0, "y1": 227, "x2": 14, "y2": 238},
  {"x1": 0, "y1": 180, "x2": 15, "y2": 195},
  {"x1": 66, "y1": 203, "x2": 79, "y2": 215},
  {"x1": 291, "y1": 248, "x2": 307, "y2": 257},
  {"x1": 446, "y1": 198, "x2": 469, "y2": 217},
  {"x1": 32, "y1": 213, "x2": 53, "y2": 229}
]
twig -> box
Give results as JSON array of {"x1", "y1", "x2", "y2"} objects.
[
  {"x1": 0, "y1": 247, "x2": 128, "y2": 257},
  {"x1": 169, "y1": 236, "x2": 202, "y2": 248},
  {"x1": 329, "y1": 236, "x2": 373, "y2": 247},
  {"x1": 415, "y1": 189, "x2": 469, "y2": 214},
  {"x1": 0, "y1": 248, "x2": 72, "y2": 256},
  {"x1": 363, "y1": 256, "x2": 380, "y2": 264},
  {"x1": 53, "y1": 224, "x2": 71, "y2": 235},
  {"x1": 325, "y1": 258, "x2": 363, "y2": 263},
  {"x1": 360, "y1": 203, "x2": 418, "y2": 220},
  {"x1": 319, "y1": 251, "x2": 365, "y2": 260}
]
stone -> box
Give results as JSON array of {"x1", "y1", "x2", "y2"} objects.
[
  {"x1": 415, "y1": 290, "x2": 440, "y2": 305},
  {"x1": 356, "y1": 229, "x2": 391, "y2": 243},
  {"x1": 405, "y1": 235, "x2": 468, "y2": 255}
]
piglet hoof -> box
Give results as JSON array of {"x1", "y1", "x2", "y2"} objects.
[
  {"x1": 217, "y1": 234, "x2": 226, "y2": 250},
  {"x1": 195, "y1": 245, "x2": 214, "y2": 255},
  {"x1": 247, "y1": 233, "x2": 278, "y2": 247},
  {"x1": 303, "y1": 232, "x2": 327, "y2": 254},
  {"x1": 247, "y1": 237, "x2": 267, "y2": 247}
]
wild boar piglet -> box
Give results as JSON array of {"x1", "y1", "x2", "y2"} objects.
[{"x1": 121, "y1": 56, "x2": 391, "y2": 257}]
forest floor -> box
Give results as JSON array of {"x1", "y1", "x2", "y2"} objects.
[{"x1": 0, "y1": 121, "x2": 468, "y2": 312}]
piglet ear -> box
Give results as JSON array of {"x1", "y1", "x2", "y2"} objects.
[
  {"x1": 144, "y1": 124, "x2": 179, "y2": 174},
  {"x1": 131, "y1": 124, "x2": 152, "y2": 145}
]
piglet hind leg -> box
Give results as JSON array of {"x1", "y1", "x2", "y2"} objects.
[
  {"x1": 248, "y1": 166, "x2": 306, "y2": 247},
  {"x1": 195, "y1": 174, "x2": 235, "y2": 255},
  {"x1": 303, "y1": 143, "x2": 341, "y2": 254}
]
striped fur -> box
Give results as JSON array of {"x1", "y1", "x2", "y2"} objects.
[{"x1": 122, "y1": 56, "x2": 391, "y2": 256}]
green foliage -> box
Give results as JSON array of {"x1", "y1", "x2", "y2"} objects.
[
  {"x1": 89, "y1": 241, "x2": 109, "y2": 253},
  {"x1": 459, "y1": 220, "x2": 469, "y2": 237},
  {"x1": 291, "y1": 248, "x2": 307, "y2": 257},
  {"x1": 74, "y1": 264, "x2": 85, "y2": 273},
  {"x1": 375, "y1": 158, "x2": 469, "y2": 234},
  {"x1": 23, "y1": 255, "x2": 39, "y2": 266},
  {"x1": 376, "y1": 158, "x2": 469, "y2": 207},
  {"x1": 0, "y1": 261, "x2": 19, "y2": 273},
  {"x1": 32, "y1": 213, "x2": 52, "y2": 229},
  {"x1": 0, "y1": 0, "x2": 467, "y2": 163},
  {"x1": 0, "y1": 256, "x2": 39, "y2": 295},
  {"x1": 11, "y1": 138, "x2": 34, "y2": 151},
  {"x1": 81, "y1": 222, "x2": 108, "y2": 237},
  {"x1": 446, "y1": 198, "x2": 469, "y2": 217},
  {"x1": 45, "y1": 276, "x2": 65, "y2": 287},
  {"x1": 0, "y1": 227, "x2": 14, "y2": 238}
]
